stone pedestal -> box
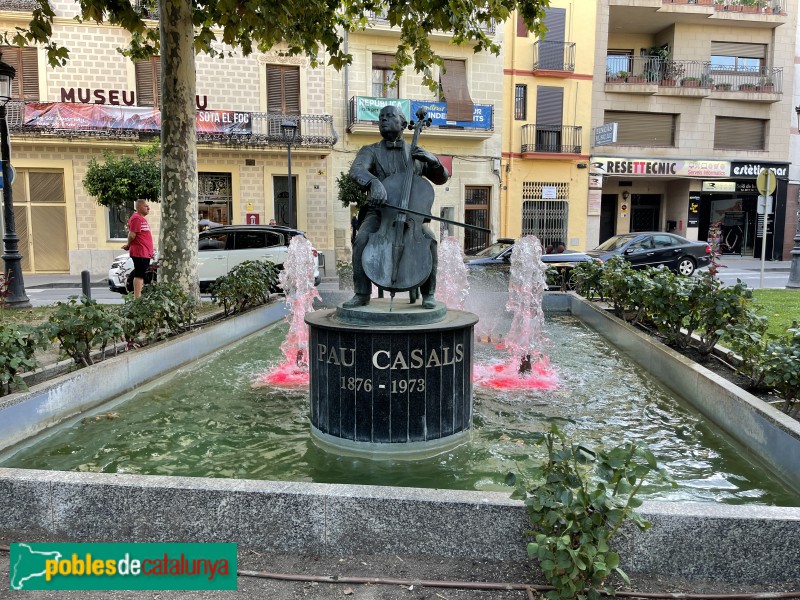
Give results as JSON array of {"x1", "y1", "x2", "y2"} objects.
[{"x1": 305, "y1": 301, "x2": 478, "y2": 457}]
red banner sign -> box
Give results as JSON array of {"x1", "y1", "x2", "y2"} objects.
[{"x1": 23, "y1": 103, "x2": 252, "y2": 135}]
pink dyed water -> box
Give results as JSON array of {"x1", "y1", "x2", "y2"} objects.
[
  {"x1": 470, "y1": 236, "x2": 559, "y2": 391},
  {"x1": 255, "y1": 236, "x2": 320, "y2": 388}
]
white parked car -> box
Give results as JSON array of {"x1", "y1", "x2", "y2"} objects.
[
  {"x1": 108, "y1": 225, "x2": 321, "y2": 294},
  {"x1": 108, "y1": 250, "x2": 159, "y2": 294}
]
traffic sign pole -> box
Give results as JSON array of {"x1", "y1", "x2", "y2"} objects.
[{"x1": 758, "y1": 169, "x2": 773, "y2": 289}]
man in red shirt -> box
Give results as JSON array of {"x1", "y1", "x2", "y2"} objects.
[{"x1": 121, "y1": 199, "x2": 154, "y2": 298}]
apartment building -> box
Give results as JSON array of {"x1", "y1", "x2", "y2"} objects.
[
  {"x1": 591, "y1": 0, "x2": 795, "y2": 260},
  {"x1": 1, "y1": 0, "x2": 337, "y2": 276},
  {"x1": 327, "y1": 13, "x2": 504, "y2": 260},
  {"x1": 501, "y1": 1, "x2": 596, "y2": 251}
]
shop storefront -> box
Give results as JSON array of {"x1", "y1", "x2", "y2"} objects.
[{"x1": 589, "y1": 156, "x2": 788, "y2": 260}]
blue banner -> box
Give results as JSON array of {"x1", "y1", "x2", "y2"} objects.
[{"x1": 410, "y1": 101, "x2": 492, "y2": 129}]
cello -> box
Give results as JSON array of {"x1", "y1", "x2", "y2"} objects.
[{"x1": 362, "y1": 108, "x2": 435, "y2": 294}]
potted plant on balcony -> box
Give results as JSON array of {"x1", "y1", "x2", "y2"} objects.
[
  {"x1": 626, "y1": 73, "x2": 646, "y2": 83},
  {"x1": 681, "y1": 76, "x2": 702, "y2": 87},
  {"x1": 739, "y1": 82, "x2": 758, "y2": 91},
  {"x1": 700, "y1": 74, "x2": 714, "y2": 87},
  {"x1": 714, "y1": 82, "x2": 733, "y2": 91},
  {"x1": 606, "y1": 70, "x2": 625, "y2": 83},
  {"x1": 757, "y1": 77, "x2": 774, "y2": 92},
  {"x1": 660, "y1": 61, "x2": 684, "y2": 87}
]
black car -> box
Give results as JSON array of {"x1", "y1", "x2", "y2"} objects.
[
  {"x1": 465, "y1": 238, "x2": 597, "y2": 289},
  {"x1": 585, "y1": 232, "x2": 710, "y2": 276}
]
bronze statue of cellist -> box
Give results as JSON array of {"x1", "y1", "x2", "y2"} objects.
[{"x1": 344, "y1": 105, "x2": 449, "y2": 309}]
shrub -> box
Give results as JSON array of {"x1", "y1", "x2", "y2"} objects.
[
  {"x1": 762, "y1": 323, "x2": 800, "y2": 415},
  {"x1": 0, "y1": 322, "x2": 47, "y2": 396},
  {"x1": 117, "y1": 282, "x2": 196, "y2": 344},
  {"x1": 508, "y1": 425, "x2": 674, "y2": 600},
  {"x1": 571, "y1": 260, "x2": 605, "y2": 300},
  {"x1": 597, "y1": 257, "x2": 649, "y2": 320},
  {"x1": 44, "y1": 297, "x2": 125, "y2": 366},
  {"x1": 725, "y1": 311, "x2": 769, "y2": 388},
  {"x1": 210, "y1": 259, "x2": 277, "y2": 316}
]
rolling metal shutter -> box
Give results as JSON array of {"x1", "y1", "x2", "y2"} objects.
[
  {"x1": 605, "y1": 111, "x2": 675, "y2": 147},
  {"x1": 713, "y1": 116, "x2": 766, "y2": 150}
]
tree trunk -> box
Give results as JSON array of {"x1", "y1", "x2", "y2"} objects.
[{"x1": 159, "y1": 0, "x2": 199, "y2": 299}]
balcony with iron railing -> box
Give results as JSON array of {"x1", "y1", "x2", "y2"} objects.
[
  {"x1": 347, "y1": 96, "x2": 494, "y2": 139},
  {"x1": 604, "y1": 57, "x2": 782, "y2": 101},
  {"x1": 6, "y1": 101, "x2": 339, "y2": 148},
  {"x1": 532, "y1": 41, "x2": 576, "y2": 75},
  {"x1": 520, "y1": 124, "x2": 583, "y2": 155},
  {"x1": 365, "y1": 9, "x2": 496, "y2": 35},
  {"x1": 662, "y1": 0, "x2": 785, "y2": 14}
]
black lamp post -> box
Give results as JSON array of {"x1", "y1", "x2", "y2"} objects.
[
  {"x1": 280, "y1": 120, "x2": 298, "y2": 228},
  {"x1": 0, "y1": 55, "x2": 30, "y2": 308}
]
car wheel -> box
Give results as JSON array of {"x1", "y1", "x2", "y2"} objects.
[{"x1": 677, "y1": 257, "x2": 696, "y2": 276}]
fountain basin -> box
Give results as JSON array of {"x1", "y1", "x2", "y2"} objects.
[{"x1": 0, "y1": 294, "x2": 798, "y2": 584}]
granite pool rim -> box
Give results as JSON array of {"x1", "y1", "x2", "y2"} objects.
[{"x1": 0, "y1": 293, "x2": 798, "y2": 585}]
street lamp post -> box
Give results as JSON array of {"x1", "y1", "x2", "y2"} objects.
[
  {"x1": 0, "y1": 55, "x2": 30, "y2": 308},
  {"x1": 280, "y1": 120, "x2": 298, "y2": 228}
]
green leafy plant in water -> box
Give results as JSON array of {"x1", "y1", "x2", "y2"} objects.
[
  {"x1": 209, "y1": 259, "x2": 277, "y2": 316},
  {"x1": 508, "y1": 425, "x2": 674, "y2": 600},
  {"x1": 44, "y1": 297, "x2": 126, "y2": 366}
]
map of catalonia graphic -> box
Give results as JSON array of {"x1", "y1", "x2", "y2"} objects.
[{"x1": 10, "y1": 544, "x2": 63, "y2": 590}]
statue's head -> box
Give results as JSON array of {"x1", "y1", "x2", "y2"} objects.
[{"x1": 378, "y1": 105, "x2": 407, "y2": 141}]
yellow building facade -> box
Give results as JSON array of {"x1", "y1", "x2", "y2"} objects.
[{"x1": 501, "y1": 1, "x2": 597, "y2": 251}]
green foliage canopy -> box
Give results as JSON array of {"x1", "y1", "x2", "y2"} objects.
[
  {"x1": 11, "y1": 0, "x2": 550, "y2": 90},
  {"x1": 83, "y1": 146, "x2": 160, "y2": 208}
]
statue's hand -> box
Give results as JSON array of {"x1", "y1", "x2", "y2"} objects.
[
  {"x1": 369, "y1": 179, "x2": 387, "y2": 207},
  {"x1": 411, "y1": 147, "x2": 439, "y2": 167}
]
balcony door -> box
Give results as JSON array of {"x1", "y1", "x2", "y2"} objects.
[
  {"x1": 273, "y1": 175, "x2": 298, "y2": 228},
  {"x1": 535, "y1": 86, "x2": 563, "y2": 152},
  {"x1": 267, "y1": 64, "x2": 301, "y2": 138},
  {"x1": 538, "y1": 8, "x2": 566, "y2": 70}
]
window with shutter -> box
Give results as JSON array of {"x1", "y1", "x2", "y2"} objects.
[
  {"x1": 0, "y1": 46, "x2": 39, "y2": 100},
  {"x1": 266, "y1": 65, "x2": 301, "y2": 114},
  {"x1": 135, "y1": 58, "x2": 161, "y2": 107},
  {"x1": 714, "y1": 116, "x2": 766, "y2": 150},
  {"x1": 439, "y1": 59, "x2": 474, "y2": 122},
  {"x1": 604, "y1": 111, "x2": 676, "y2": 147}
]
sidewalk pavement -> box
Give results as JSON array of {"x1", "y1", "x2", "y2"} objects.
[{"x1": 17, "y1": 255, "x2": 792, "y2": 290}]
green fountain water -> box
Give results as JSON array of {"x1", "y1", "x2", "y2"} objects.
[{"x1": 1, "y1": 315, "x2": 795, "y2": 506}]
